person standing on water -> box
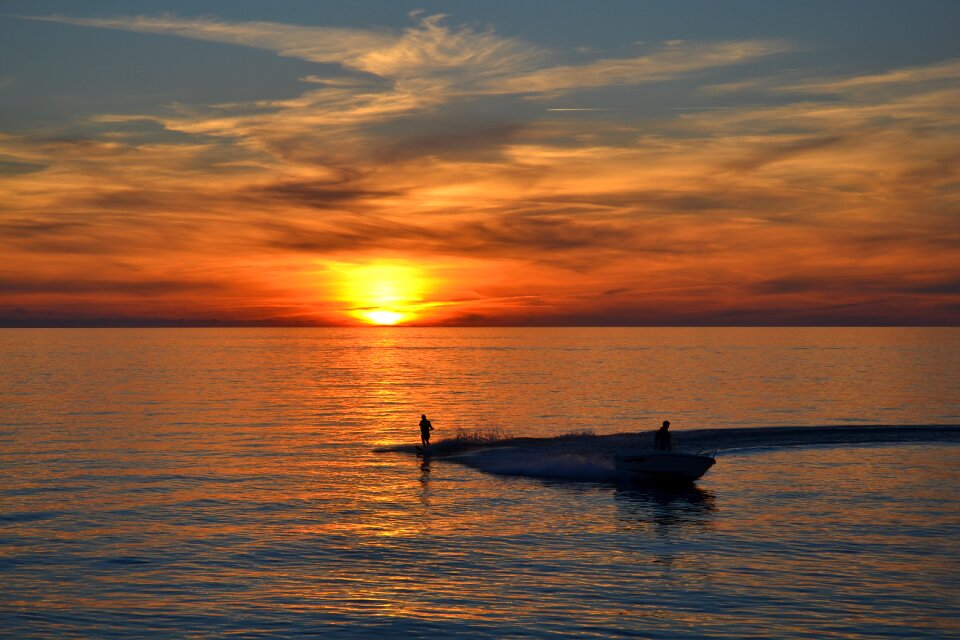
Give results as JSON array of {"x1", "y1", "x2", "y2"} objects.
[
  {"x1": 419, "y1": 414, "x2": 434, "y2": 449},
  {"x1": 654, "y1": 420, "x2": 672, "y2": 451}
]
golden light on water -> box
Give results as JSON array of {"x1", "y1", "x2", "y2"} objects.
[{"x1": 332, "y1": 262, "x2": 431, "y2": 325}]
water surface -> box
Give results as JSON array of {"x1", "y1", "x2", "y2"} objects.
[{"x1": 1, "y1": 328, "x2": 958, "y2": 638}]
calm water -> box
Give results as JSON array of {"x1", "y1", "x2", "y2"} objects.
[{"x1": 1, "y1": 328, "x2": 959, "y2": 638}]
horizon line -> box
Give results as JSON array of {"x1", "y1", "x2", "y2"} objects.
[{"x1": 1, "y1": 323, "x2": 956, "y2": 329}]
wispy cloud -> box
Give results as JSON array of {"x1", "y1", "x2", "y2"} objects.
[
  {"x1": 780, "y1": 58, "x2": 960, "y2": 94},
  {"x1": 23, "y1": 13, "x2": 545, "y2": 85},
  {"x1": 491, "y1": 39, "x2": 791, "y2": 94},
  {"x1": 22, "y1": 13, "x2": 397, "y2": 66},
  {"x1": 21, "y1": 13, "x2": 785, "y2": 100}
]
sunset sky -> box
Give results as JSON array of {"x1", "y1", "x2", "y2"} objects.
[{"x1": 2, "y1": 0, "x2": 958, "y2": 326}]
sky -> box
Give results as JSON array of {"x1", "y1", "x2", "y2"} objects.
[{"x1": 1, "y1": 0, "x2": 958, "y2": 326}]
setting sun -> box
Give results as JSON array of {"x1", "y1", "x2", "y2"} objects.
[
  {"x1": 364, "y1": 310, "x2": 405, "y2": 325},
  {"x1": 332, "y1": 262, "x2": 431, "y2": 325}
]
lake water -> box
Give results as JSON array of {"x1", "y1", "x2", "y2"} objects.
[{"x1": 1, "y1": 327, "x2": 959, "y2": 638}]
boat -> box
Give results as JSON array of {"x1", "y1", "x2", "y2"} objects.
[{"x1": 613, "y1": 450, "x2": 716, "y2": 482}]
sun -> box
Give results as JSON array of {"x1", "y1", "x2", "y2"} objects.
[
  {"x1": 331, "y1": 261, "x2": 431, "y2": 325},
  {"x1": 364, "y1": 310, "x2": 405, "y2": 325}
]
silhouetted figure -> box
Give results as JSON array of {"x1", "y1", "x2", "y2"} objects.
[
  {"x1": 654, "y1": 420, "x2": 672, "y2": 451},
  {"x1": 419, "y1": 414, "x2": 434, "y2": 449}
]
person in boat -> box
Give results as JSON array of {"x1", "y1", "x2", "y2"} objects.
[
  {"x1": 654, "y1": 420, "x2": 672, "y2": 451},
  {"x1": 419, "y1": 414, "x2": 435, "y2": 449}
]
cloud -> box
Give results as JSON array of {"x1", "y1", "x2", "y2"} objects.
[
  {"x1": 21, "y1": 13, "x2": 785, "y2": 101},
  {"x1": 0, "y1": 276, "x2": 222, "y2": 296},
  {"x1": 24, "y1": 13, "x2": 544, "y2": 84},
  {"x1": 750, "y1": 274, "x2": 960, "y2": 297},
  {"x1": 491, "y1": 39, "x2": 791, "y2": 94},
  {"x1": 780, "y1": 58, "x2": 960, "y2": 95},
  {"x1": 251, "y1": 179, "x2": 399, "y2": 208},
  {"x1": 721, "y1": 134, "x2": 848, "y2": 172},
  {"x1": 0, "y1": 157, "x2": 46, "y2": 174},
  {"x1": 351, "y1": 14, "x2": 543, "y2": 81},
  {"x1": 23, "y1": 14, "x2": 396, "y2": 66}
]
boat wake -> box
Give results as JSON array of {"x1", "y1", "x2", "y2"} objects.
[{"x1": 380, "y1": 424, "x2": 960, "y2": 483}]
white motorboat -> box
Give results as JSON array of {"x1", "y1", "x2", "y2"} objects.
[{"x1": 613, "y1": 450, "x2": 716, "y2": 482}]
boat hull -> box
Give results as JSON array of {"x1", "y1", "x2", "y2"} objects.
[{"x1": 614, "y1": 451, "x2": 716, "y2": 482}]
